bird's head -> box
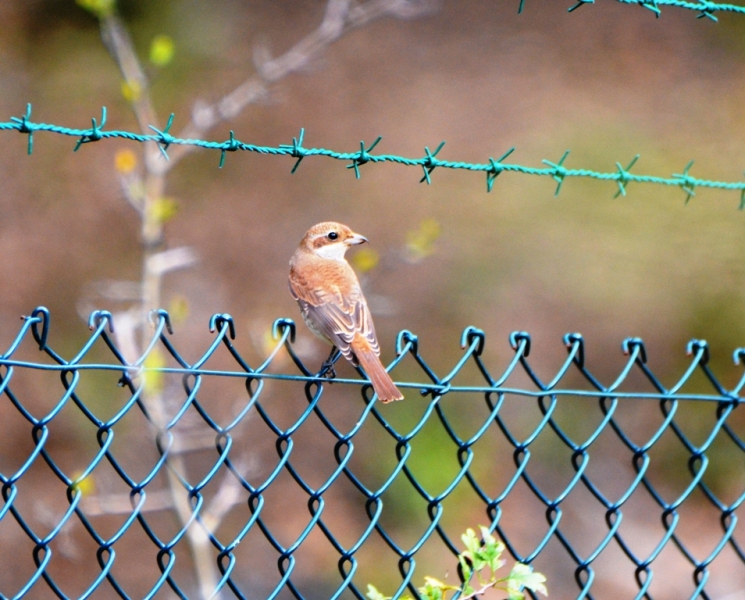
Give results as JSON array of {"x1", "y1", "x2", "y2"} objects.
[{"x1": 299, "y1": 221, "x2": 368, "y2": 261}]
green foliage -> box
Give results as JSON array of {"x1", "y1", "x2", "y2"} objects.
[
  {"x1": 367, "y1": 526, "x2": 547, "y2": 600},
  {"x1": 150, "y1": 35, "x2": 175, "y2": 67},
  {"x1": 76, "y1": 0, "x2": 115, "y2": 19},
  {"x1": 406, "y1": 218, "x2": 441, "y2": 262}
]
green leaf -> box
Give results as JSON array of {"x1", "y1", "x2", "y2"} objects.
[
  {"x1": 458, "y1": 554, "x2": 472, "y2": 582},
  {"x1": 150, "y1": 35, "x2": 175, "y2": 67},
  {"x1": 350, "y1": 247, "x2": 380, "y2": 273},
  {"x1": 143, "y1": 347, "x2": 166, "y2": 396},
  {"x1": 506, "y1": 586, "x2": 525, "y2": 600},
  {"x1": 461, "y1": 528, "x2": 480, "y2": 556},
  {"x1": 405, "y1": 218, "x2": 441, "y2": 262},
  {"x1": 76, "y1": 0, "x2": 115, "y2": 18},
  {"x1": 477, "y1": 531, "x2": 505, "y2": 574},
  {"x1": 366, "y1": 584, "x2": 391, "y2": 600},
  {"x1": 424, "y1": 577, "x2": 460, "y2": 592},
  {"x1": 479, "y1": 526, "x2": 497, "y2": 547},
  {"x1": 460, "y1": 528, "x2": 486, "y2": 571},
  {"x1": 507, "y1": 563, "x2": 548, "y2": 598},
  {"x1": 422, "y1": 576, "x2": 446, "y2": 589},
  {"x1": 419, "y1": 579, "x2": 443, "y2": 600},
  {"x1": 147, "y1": 196, "x2": 179, "y2": 224},
  {"x1": 418, "y1": 576, "x2": 460, "y2": 600}
]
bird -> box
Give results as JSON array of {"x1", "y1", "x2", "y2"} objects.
[{"x1": 288, "y1": 222, "x2": 404, "y2": 403}]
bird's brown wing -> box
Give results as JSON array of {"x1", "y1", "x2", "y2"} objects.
[{"x1": 288, "y1": 272, "x2": 380, "y2": 363}]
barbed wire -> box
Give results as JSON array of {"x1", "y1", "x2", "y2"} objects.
[
  {"x1": 520, "y1": 0, "x2": 745, "y2": 19},
  {"x1": 2, "y1": 105, "x2": 745, "y2": 207}
]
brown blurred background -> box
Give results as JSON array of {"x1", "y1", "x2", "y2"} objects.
[{"x1": 1, "y1": 0, "x2": 745, "y2": 598}]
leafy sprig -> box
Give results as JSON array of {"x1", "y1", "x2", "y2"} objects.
[{"x1": 367, "y1": 526, "x2": 547, "y2": 600}]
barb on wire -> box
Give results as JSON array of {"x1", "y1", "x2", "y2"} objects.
[
  {"x1": 347, "y1": 136, "x2": 383, "y2": 179},
  {"x1": 3, "y1": 105, "x2": 745, "y2": 206},
  {"x1": 542, "y1": 149, "x2": 571, "y2": 197},
  {"x1": 674, "y1": 159, "x2": 698, "y2": 204},
  {"x1": 614, "y1": 154, "x2": 640, "y2": 198},
  {"x1": 73, "y1": 107, "x2": 108, "y2": 151},
  {"x1": 486, "y1": 147, "x2": 516, "y2": 193},
  {"x1": 419, "y1": 141, "x2": 446, "y2": 184},
  {"x1": 278, "y1": 128, "x2": 309, "y2": 174}
]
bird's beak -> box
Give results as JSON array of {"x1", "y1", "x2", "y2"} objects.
[{"x1": 346, "y1": 233, "x2": 368, "y2": 246}]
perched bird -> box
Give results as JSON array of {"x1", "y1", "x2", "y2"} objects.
[{"x1": 289, "y1": 222, "x2": 404, "y2": 403}]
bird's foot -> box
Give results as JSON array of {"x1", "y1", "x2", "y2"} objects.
[{"x1": 319, "y1": 360, "x2": 337, "y2": 381}]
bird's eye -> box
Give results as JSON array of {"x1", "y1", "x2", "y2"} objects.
[{"x1": 327, "y1": 232, "x2": 339, "y2": 240}]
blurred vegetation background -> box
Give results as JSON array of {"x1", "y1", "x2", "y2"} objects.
[{"x1": 1, "y1": 0, "x2": 745, "y2": 598}]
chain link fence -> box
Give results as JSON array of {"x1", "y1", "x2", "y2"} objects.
[{"x1": 1, "y1": 307, "x2": 744, "y2": 598}]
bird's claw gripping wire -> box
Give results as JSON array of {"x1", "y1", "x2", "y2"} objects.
[{"x1": 318, "y1": 347, "x2": 341, "y2": 381}]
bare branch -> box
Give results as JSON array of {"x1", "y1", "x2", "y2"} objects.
[
  {"x1": 146, "y1": 247, "x2": 199, "y2": 276},
  {"x1": 201, "y1": 462, "x2": 253, "y2": 531},
  {"x1": 110, "y1": 308, "x2": 142, "y2": 365},
  {"x1": 460, "y1": 579, "x2": 500, "y2": 600},
  {"x1": 164, "y1": 0, "x2": 436, "y2": 169},
  {"x1": 99, "y1": 14, "x2": 161, "y2": 163}
]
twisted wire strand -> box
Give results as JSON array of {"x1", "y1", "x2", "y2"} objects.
[
  {"x1": 520, "y1": 0, "x2": 745, "y2": 18},
  {"x1": 3, "y1": 105, "x2": 745, "y2": 207}
]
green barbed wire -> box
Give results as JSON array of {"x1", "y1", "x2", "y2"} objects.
[
  {"x1": 521, "y1": 0, "x2": 745, "y2": 19},
  {"x1": 3, "y1": 104, "x2": 745, "y2": 207}
]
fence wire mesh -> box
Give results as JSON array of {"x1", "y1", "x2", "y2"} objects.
[{"x1": 2, "y1": 307, "x2": 745, "y2": 599}]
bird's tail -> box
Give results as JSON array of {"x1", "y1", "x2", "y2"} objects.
[{"x1": 354, "y1": 345, "x2": 404, "y2": 403}]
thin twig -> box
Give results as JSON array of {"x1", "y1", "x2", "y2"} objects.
[
  {"x1": 165, "y1": 0, "x2": 435, "y2": 169},
  {"x1": 459, "y1": 579, "x2": 500, "y2": 599}
]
